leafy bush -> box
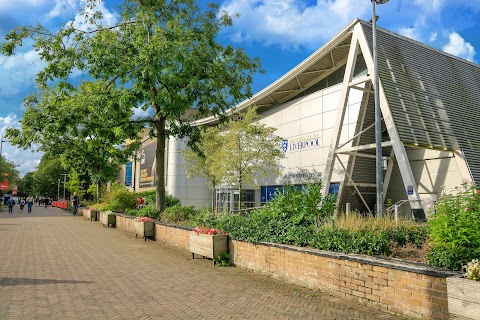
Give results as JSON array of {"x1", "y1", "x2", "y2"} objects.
[
  {"x1": 427, "y1": 186, "x2": 480, "y2": 270},
  {"x1": 135, "y1": 205, "x2": 160, "y2": 219},
  {"x1": 162, "y1": 204, "x2": 196, "y2": 223},
  {"x1": 97, "y1": 182, "x2": 137, "y2": 212},
  {"x1": 136, "y1": 190, "x2": 181, "y2": 208},
  {"x1": 213, "y1": 183, "x2": 336, "y2": 246},
  {"x1": 190, "y1": 208, "x2": 221, "y2": 227}
]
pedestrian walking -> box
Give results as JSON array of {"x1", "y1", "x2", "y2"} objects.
[
  {"x1": 44, "y1": 198, "x2": 49, "y2": 209},
  {"x1": 6, "y1": 196, "x2": 14, "y2": 215},
  {"x1": 26, "y1": 195, "x2": 34, "y2": 214},
  {"x1": 72, "y1": 192, "x2": 80, "y2": 216},
  {"x1": 19, "y1": 198, "x2": 25, "y2": 213}
]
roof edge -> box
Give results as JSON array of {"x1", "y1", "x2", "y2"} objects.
[{"x1": 193, "y1": 18, "x2": 362, "y2": 126}]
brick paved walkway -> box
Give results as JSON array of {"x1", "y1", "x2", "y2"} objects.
[{"x1": 0, "y1": 206, "x2": 401, "y2": 320}]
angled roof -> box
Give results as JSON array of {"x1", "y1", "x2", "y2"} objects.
[
  {"x1": 195, "y1": 19, "x2": 480, "y2": 183},
  {"x1": 359, "y1": 21, "x2": 480, "y2": 183}
]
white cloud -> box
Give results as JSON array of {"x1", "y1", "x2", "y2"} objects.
[
  {"x1": 443, "y1": 32, "x2": 476, "y2": 61},
  {"x1": 429, "y1": 32, "x2": 438, "y2": 42},
  {"x1": 47, "y1": 0, "x2": 78, "y2": 19},
  {"x1": 70, "y1": 0, "x2": 119, "y2": 31},
  {"x1": 0, "y1": 113, "x2": 42, "y2": 176},
  {"x1": 220, "y1": 0, "x2": 369, "y2": 49},
  {"x1": 0, "y1": 50, "x2": 44, "y2": 98},
  {"x1": 399, "y1": 27, "x2": 420, "y2": 41}
]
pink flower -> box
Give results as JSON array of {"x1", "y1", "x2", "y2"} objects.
[{"x1": 193, "y1": 226, "x2": 226, "y2": 235}]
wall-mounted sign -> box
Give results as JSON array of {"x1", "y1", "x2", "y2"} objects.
[
  {"x1": 282, "y1": 171, "x2": 322, "y2": 182},
  {"x1": 282, "y1": 133, "x2": 321, "y2": 152},
  {"x1": 407, "y1": 185, "x2": 414, "y2": 195},
  {"x1": 0, "y1": 180, "x2": 9, "y2": 190},
  {"x1": 125, "y1": 161, "x2": 132, "y2": 186},
  {"x1": 139, "y1": 143, "x2": 156, "y2": 188}
]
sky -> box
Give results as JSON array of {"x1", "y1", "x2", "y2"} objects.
[{"x1": 1, "y1": 0, "x2": 479, "y2": 177}]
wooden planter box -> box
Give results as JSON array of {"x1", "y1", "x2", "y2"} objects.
[
  {"x1": 102, "y1": 213, "x2": 116, "y2": 228},
  {"x1": 447, "y1": 276, "x2": 480, "y2": 319},
  {"x1": 90, "y1": 210, "x2": 98, "y2": 221},
  {"x1": 135, "y1": 221, "x2": 155, "y2": 241},
  {"x1": 189, "y1": 232, "x2": 228, "y2": 262}
]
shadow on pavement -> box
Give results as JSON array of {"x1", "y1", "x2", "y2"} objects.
[{"x1": 0, "y1": 277, "x2": 94, "y2": 286}]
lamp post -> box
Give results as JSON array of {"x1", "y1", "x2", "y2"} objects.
[
  {"x1": 372, "y1": 0, "x2": 389, "y2": 217},
  {"x1": 60, "y1": 174, "x2": 68, "y2": 200}
]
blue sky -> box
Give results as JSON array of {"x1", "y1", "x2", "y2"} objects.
[{"x1": 1, "y1": 0, "x2": 479, "y2": 176}]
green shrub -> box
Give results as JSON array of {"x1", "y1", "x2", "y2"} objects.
[
  {"x1": 136, "y1": 205, "x2": 160, "y2": 219},
  {"x1": 162, "y1": 204, "x2": 196, "y2": 223},
  {"x1": 213, "y1": 182, "x2": 336, "y2": 245},
  {"x1": 136, "y1": 190, "x2": 180, "y2": 208},
  {"x1": 97, "y1": 182, "x2": 137, "y2": 212},
  {"x1": 427, "y1": 186, "x2": 480, "y2": 270},
  {"x1": 190, "y1": 208, "x2": 221, "y2": 227}
]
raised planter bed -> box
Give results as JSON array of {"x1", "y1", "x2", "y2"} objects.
[
  {"x1": 189, "y1": 232, "x2": 228, "y2": 262},
  {"x1": 135, "y1": 221, "x2": 155, "y2": 241},
  {"x1": 447, "y1": 276, "x2": 480, "y2": 319}
]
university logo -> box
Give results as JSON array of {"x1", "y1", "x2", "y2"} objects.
[{"x1": 282, "y1": 139, "x2": 288, "y2": 153}]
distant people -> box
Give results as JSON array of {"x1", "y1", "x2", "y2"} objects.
[
  {"x1": 26, "y1": 195, "x2": 34, "y2": 214},
  {"x1": 6, "y1": 196, "x2": 14, "y2": 215},
  {"x1": 72, "y1": 192, "x2": 80, "y2": 216},
  {"x1": 44, "y1": 198, "x2": 49, "y2": 209},
  {"x1": 19, "y1": 198, "x2": 25, "y2": 213}
]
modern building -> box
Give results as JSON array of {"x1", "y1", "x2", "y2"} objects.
[{"x1": 121, "y1": 19, "x2": 479, "y2": 218}]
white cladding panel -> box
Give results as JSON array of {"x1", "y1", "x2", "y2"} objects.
[
  {"x1": 258, "y1": 83, "x2": 362, "y2": 186},
  {"x1": 386, "y1": 149, "x2": 468, "y2": 216},
  {"x1": 165, "y1": 137, "x2": 211, "y2": 208}
]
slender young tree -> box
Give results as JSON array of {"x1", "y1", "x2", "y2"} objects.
[
  {"x1": 213, "y1": 107, "x2": 285, "y2": 211},
  {"x1": 2, "y1": 0, "x2": 261, "y2": 212},
  {"x1": 182, "y1": 126, "x2": 222, "y2": 211}
]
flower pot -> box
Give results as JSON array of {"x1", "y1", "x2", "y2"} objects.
[
  {"x1": 90, "y1": 210, "x2": 98, "y2": 221},
  {"x1": 102, "y1": 212, "x2": 116, "y2": 228},
  {"x1": 189, "y1": 232, "x2": 228, "y2": 262},
  {"x1": 447, "y1": 276, "x2": 480, "y2": 319},
  {"x1": 135, "y1": 221, "x2": 155, "y2": 241}
]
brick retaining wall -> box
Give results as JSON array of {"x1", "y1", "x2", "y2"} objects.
[{"x1": 87, "y1": 211, "x2": 456, "y2": 319}]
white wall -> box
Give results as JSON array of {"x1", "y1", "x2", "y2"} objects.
[
  {"x1": 258, "y1": 82, "x2": 363, "y2": 186},
  {"x1": 165, "y1": 138, "x2": 211, "y2": 209}
]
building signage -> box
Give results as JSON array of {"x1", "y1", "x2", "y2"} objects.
[
  {"x1": 282, "y1": 172, "x2": 322, "y2": 182},
  {"x1": 125, "y1": 161, "x2": 132, "y2": 187},
  {"x1": 139, "y1": 143, "x2": 156, "y2": 188},
  {"x1": 282, "y1": 133, "x2": 321, "y2": 152},
  {"x1": 0, "y1": 180, "x2": 8, "y2": 190}
]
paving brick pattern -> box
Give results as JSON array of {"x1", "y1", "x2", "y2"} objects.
[{"x1": 0, "y1": 207, "x2": 401, "y2": 320}]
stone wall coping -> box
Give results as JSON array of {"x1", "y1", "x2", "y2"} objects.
[
  {"x1": 113, "y1": 213, "x2": 194, "y2": 231},
  {"x1": 261, "y1": 242, "x2": 460, "y2": 278}
]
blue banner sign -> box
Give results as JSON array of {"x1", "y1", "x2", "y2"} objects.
[{"x1": 125, "y1": 161, "x2": 132, "y2": 186}]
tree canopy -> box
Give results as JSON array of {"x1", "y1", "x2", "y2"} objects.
[{"x1": 2, "y1": 0, "x2": 262, "y2": 211}]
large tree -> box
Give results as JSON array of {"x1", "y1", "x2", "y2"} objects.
[
  {"x1": 5, "y1": 81, "x2": 141, "y2": 201},
  {"x1": 2, "y1": 0, "x2": 261, "y2": 212},
  {"x1": 32, "y1": 154, "x2": 66, "y2": 199}
]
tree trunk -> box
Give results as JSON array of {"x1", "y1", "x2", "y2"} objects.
[
  {"x1": 155, "y1": 116, "x2": 166, "y2": 213},
  {"x1": 96, "y1": 181, "x2": 100, "y2": 203}
]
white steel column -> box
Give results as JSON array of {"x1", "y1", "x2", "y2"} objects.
[
  {"x1": 356, "y1": 24, "x2": 423, "y2": 213},
  {"x1": 323, "y1": 28, "x2": 360, "y2": 197}
]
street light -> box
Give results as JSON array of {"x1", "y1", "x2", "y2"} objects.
[
  {"x1": 371, "y1": 0, "x2": 389, "y2": 217},
  {"x1": 58, "y1": 179, "x2": 61, "y2": 200},
  {"x1": 61, "y1": 174, "x2": 68, "y2": 200}
]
